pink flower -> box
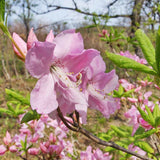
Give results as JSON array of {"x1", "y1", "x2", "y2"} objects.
[
  {"x1": 9, "y1": 145, "x2": 18, "y2": 152},
  {"x1": 3, "y1": 131, "x2": 12, "y2": 146},
  {"x1": 40, "y1": 142, "x2": 49, "y2": 153},
  {"x1": 0, "y1": 145, "x2": 7, "y2": 155},
  {"x1": 127, "y1": 97, "x2": 138, "y2": 103},
  {"x1": 81, "y1": 55, "x2": 120, "y2": 118},
  {"x1": 119, "y1": 51, "x2": 147, "y2": 64},
  {"x1": 28, "y1": 148, "x2": 39, "y2": 155},
  {"x1": 25, "y1": 29, "x2": 99, "y2": 122},
  {"x1": 119, "y1": 79, "x2": 135, "y2": 91}
]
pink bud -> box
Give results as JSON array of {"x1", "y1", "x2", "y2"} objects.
[
  {"x1": 30, "y1": 134, "x2": 39, "y2": 143},
  {"x1": 3, "y1": 131, "x2": 12, "y2": 145},
  {"x1": 40, "y1": 143, "x2": 48, "y2": 153},
  {"x1": 9, "y1": 145, "x2": 17, "y2": 152},
  {"x1": 134, "y1": 86, "x2": 141, "y2": 92},
  {"x1": 0, "y1": 145, "x2": 7, "y2": 155},
  {"x1": 19, "y1": 128, "x2": 31, "y2": 135},
  {"x1": 49, "y1": 133, "x2": 56, "y2": 144},
  {"x1": 27, "y1": 28, "x2": 38, "y2": 50},
  {"x1": 28, "y1": 148, "x2": 39, "y2": 155},
  {"x1": 45, "y1": 141, "x2": 50, "y2": 148},
  {"x1": 127, "y1": 97, "x2": 138, "y2": 103}
]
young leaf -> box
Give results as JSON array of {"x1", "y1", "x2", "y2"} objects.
[
  {"x1": 134, "y1": 141, "x2": 154, "y2": 153},
  {"x1": 155, "y1": 117, "x2": 160, "y2": 128},
  {"x1": 134, "y1": 128, "x2": 156, "y2": 139},
  {"x1": 156, "y1": 27, "x2": 160, "y2": 74},
  {"x1": 135, "y1": 29, "x2": 157, "y2": 71},
  {"x1": 5, "y1": 89, "x2": 30, "y2": 105},
  {"x1": 106, "y1": 52, "x2": 157, "y2": 76},
  {"x1": 145, "y1": 105, "x2": 155, "y2": 126},
  {"x1": 153, "y1": 104, "x2": 160, "y2": 118},
  {"x1": 0, "y1": 0, "x2": 5, "y2": 22},
  {"x1": 110, "y1": 125, "x2": 128, "y2": 137},
  {"x1": 21, "y1": 110, "x2": 40, "y2": 123},
  {"x1": 137, "y1": 106, "x2": 154, "y2": 125},
  {"x1": 134, "y1": 126, "x2": 145, "y2": 136}
]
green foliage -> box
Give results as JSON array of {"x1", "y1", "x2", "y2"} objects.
[
  {"x1": 21, "y1": 110, "x2": 41, "y2": 123},
  {"x1": 135, "y1": 29, "x2": 157, "y2": 71},
  {"x1": 156, "y1": 27, "x2": 160, "y2": 74},
  {"x1": 5, "y1": 89, "x2": 30, "y2": 105},
  {"x1": 0, "y1": 89, "x2": 30, "y2": 117},
  {"x1": 112, "y1": 84, "x2": 135, "y2": 98},
  {"x1": 99, "y1": 124, "x2": 156, "y2": 159},
  {"x1": 0, "y1": 0, "x2": 5, "y2": 22},
  {"x1": 106, "y1": 52, "x2": 157, "y2": 75},
  {"x1": 137, "y1": 105, "x2": 160, "y2": 128}
]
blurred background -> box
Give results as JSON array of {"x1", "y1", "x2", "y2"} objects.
[{"x1": 0, "y1": 0, "x2": 160, "y2": 79}]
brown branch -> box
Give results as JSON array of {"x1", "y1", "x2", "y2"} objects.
[{"x1": 57, "y1": 107, "x2": 153, "y2": 160}]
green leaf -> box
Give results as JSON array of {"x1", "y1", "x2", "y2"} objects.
[
  {"x1": 134, "y1": 126, "x2": 145, "y2": 136},
  {"x1": 7, "y1": 102, "x2": 15, "y2": 113},
  {"x1": 135, "y1": 29, "x2": 156, "y2": 71},
  {"x1": 134, "y1": 141, "x2": 154, "y2": 153},
  {"x1": 145, "y1": 105, "x2": 155, "y2": 126},
  {"x1": 156, "y1": 27, "x2": 160, "y2": 74},
  {"x1": 0, "y1": 0, "x2": 5, "y2": 22},
  {"x1": 21, "y1": 110, "x2": 40, "y2": 123},
  {"x1": 5, "y1": 89, "x2": 30, "y2": 105},
  {"x1": 155, "y1": 117, "x2": 160, "y2": 128},
  {"x1": 122, "y1": 89, "x2": 135, "y2": 97},
  {"x1": 153, "y1": 104, "x2": 160, "y2": 118},
  {"x1": 106, "y1": 52, "x2": 157, "y2": 76},
  {"x1": 110, "y1": 125, "x2": 128, "y2": 137},
  {"x1": 134, "y1": 128, "x2": 156, "y2": 139},
  {"x1": 137, "y1": 106, "x2": 154, "y2": 125},
  {"x1": 118, "y1": 85, "x2": 124, "y2": 95},
  {"x1": 0, "y1": 108, "x2": 12, "y2": 115}
]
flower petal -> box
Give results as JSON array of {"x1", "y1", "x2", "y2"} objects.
[
  {"x1": 27, "y1": 28, "x2": 38, "y2": 50},
  {"x1": 30, "y1": 73, "x2": 58, "y2": 114},
  {"x1": 12, "y1": 32, "x2": 27, "y2": 57},
  {"x1": 92, "y1": 70, "x2": 118, "y2": 93},
  {"x1": 25, "y1": 41, "x2": 56, "y2": 79},
  {"x1": 53, "y1": 29, "x2": 84, "y2": 58},
  {"x1": 45, "y1": 30, "x2": 54, "y2": 43},
  {"x1": 88, "y1": 85, "x2": 120, "y2": 118},
  {"x1": 62, "y1": 49, "x2": 99, "y2": 74},
  {"x1": 86, "y1": 55, "x2": 106, "y2": 79}
]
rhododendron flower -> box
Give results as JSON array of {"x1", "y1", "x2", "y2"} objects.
[
  {"x1": 80, "y1": 55, "x2": 120, "y2": 118},
  {"x1": 25, "y1": 29, "x2": 99, "y2": 122}
]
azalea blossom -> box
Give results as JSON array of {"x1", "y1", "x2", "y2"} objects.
[
  {"x1": 80, "y1": 55, "x2": 120, "y2": 118},
  {"x1": 25, "y1": 29, "x2": 99, "y2": 122}
]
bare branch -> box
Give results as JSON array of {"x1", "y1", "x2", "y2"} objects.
[{"x1": 57, "y1": 107, "x2": 153, "y2": 160}]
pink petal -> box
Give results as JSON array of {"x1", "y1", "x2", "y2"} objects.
[
  {"x1": 53, "y1": 29, "x2": 84, "y2": 58},
  {"x1": 86, "y1": 55, "x2": 106, "y2": 80},
  {"x1": 31, "y1": 73, "x2": 58, "y2": 114},
  {"x1": 0, "y1": 145, "x2": 7, "y2": 155},
  {"x1": 12, "y1": 32, "x2": 27, "y2": 57},
  {"x1": 88, "y1": 85, "x2": 120, "y2": 118},
  {"x1": 45, "y1": 30, "x2": 54, "y2": 43},
  {"x1": 3, "y1": 131, "x2": 12, "y2": 145},
  {"x1": 63, "y1": 49, "x2": 99, "y2": 74},
  {"x1": 25, "y1": 41, "x2": 56, "y2": 79},
  {"x1": 28, "y1": 148, "x2": 39, "y2": 155},
  {"x1": 9, "y1": 145, "x2": 17, "y2": 152},
  {"x1": 27, "y1": 28, "x2": 38, "y2": 50},
  {"x1": 92, "y1": 70, "x2": 118, "y2": 94}
]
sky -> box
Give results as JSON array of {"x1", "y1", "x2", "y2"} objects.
[{"x1": 8, "y1": 0, "x2": 132, "y2": 29}]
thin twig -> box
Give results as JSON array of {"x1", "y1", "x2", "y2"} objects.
[{"x1": 57, "y1": 107, "x2": 153, "y2": 160}]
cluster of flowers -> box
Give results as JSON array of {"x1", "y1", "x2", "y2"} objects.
[
  {"x1": 0, "y1": 114, "x2": 111, "y2": 159},
  {"x1": 13, "y1": 28, "x2": 120, "y2": 123},
  {"x1": 119, "y1": 76, "x2": 159, "y2": 134}
]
